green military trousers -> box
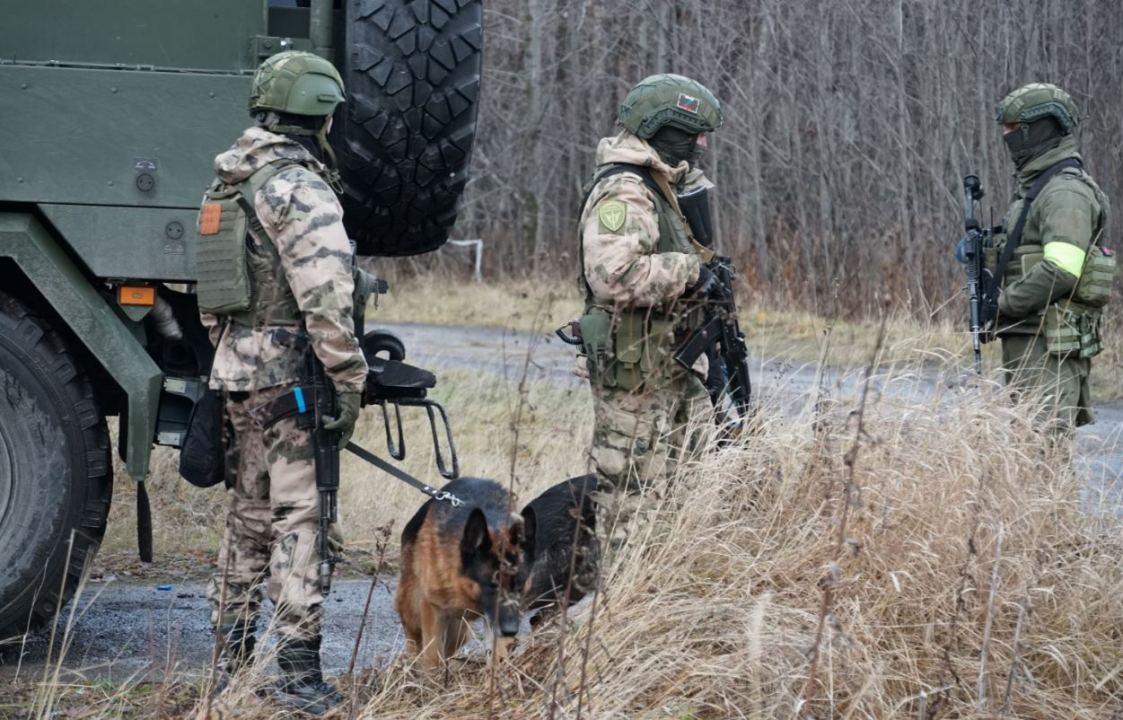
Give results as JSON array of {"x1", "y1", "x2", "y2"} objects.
[{"x1": 1001, "y1": 333, "x2": 1093, "y2": 434}]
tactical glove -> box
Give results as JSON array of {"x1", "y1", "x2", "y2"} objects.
[
  {"x1": 684, "y1": 265, "x2": 718, "y2": 298},
  {"x1": 323, "y1": 391, "x2": 361, "y2": 447}
]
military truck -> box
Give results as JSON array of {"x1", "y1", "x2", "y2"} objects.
[{"x1": 0, "y1": 0, "x2": 482, "y2": 639}]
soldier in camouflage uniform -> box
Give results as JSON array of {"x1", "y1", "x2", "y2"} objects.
[
  {"x1": 198, "y1": 52, "x2": 366, "y2": 714},
  {"x1": 990, "y1": 83, "x2": 1111, "y2": 434},
  {"x1": 575, "y1": 74, "x2": 724, "y2": 547}
]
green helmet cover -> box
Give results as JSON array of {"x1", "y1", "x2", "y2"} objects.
[
  {"x1": 994, "y1": 83, "x2": 1079, "y2": 131},
  {"x1": 618, "y1": 74, "x2": 723, "y2": 139},
  {"x1": 249, "y1": 51, "x2": 346, "y2": 117}
]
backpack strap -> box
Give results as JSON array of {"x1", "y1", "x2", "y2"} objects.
[
  {"x1": 234, "y1": 159, "x2": 301, "y2": 245},
  {"x1": 994, "y1": 157, "x2": 1083, "y2": 288}
]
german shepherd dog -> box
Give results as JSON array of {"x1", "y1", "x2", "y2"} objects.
[
  {"x1": 395, "y1": 477, "x2": 536, "y2": 669},
  {"x1": 519, "y1": 475, "x2": 600, "y2": 627}
]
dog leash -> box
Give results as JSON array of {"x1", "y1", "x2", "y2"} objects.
[{"x1": 345, "y1": 441, "x2": 463, "y2": 507}]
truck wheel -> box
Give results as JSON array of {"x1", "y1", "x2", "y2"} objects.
[
  {"x1": 0, "y1": 294, "x2": 112, "y2": 640},
  {"x1": 338, "y1": 0, "x2": 483, "y2": 257}
]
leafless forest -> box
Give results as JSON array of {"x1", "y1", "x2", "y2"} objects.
[{"x1": 442, "y1": 0, "x2": 1122, "y2": 317}]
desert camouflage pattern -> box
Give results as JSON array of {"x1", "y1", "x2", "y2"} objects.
[
  {"x1": 205, "y1": 382, "x2": 328, "y2": 643},
  {"x1": 580, "y1": 131, "x2": 704, "y2": 307},
  {"x1": 590, "y1": 373, "x2": 712, "y2": 496},
  {"x1": 591, "y1": 373, "x2": 712, "y2": 556},
  {"x1": 201, "y1": 126, "x2": 367, "y2": 394}
]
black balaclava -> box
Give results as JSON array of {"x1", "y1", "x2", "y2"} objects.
[
  {"x1": 647, "y1": 125, "x2": 700, "y2": 167},
  {"x1": 1004, "y1": 116, "x2": 1067, "y2": 171}
]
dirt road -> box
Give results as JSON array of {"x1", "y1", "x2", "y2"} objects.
[{"x1": 2, "y1": 321, "x2": 1119, "y2": 682}]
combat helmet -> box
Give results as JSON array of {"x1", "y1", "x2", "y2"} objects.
[
  {"x1": 994, "y1": 83, "x2": 1078, "y2": 132},
  {"x1": 618, "y1": 74, "x2": 723, "y2": 139},
  {"x1": 249, "y1": 50, "x2": 346, "y2": 118}
]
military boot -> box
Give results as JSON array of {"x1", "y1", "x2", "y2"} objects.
[
  {"x1": 273, "y1": 637, "x2": 343, "y2": 716},
  {"x1": 212, "y1": 618, "x2": 257, "y2": 696}
]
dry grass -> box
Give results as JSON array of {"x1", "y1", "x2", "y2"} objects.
[{"x1": 14, "y1": 279, "x2": 1123, "y2": 719}]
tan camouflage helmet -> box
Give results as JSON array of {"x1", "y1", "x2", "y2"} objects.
[
  {"x1": 249, "y1": 51, "x2": 346, "y2": 117},
  {"x1": 994, "y1": 83, "x2": 1079, "y2": 131},
  {"x1": 617, "y1": 74, "x2": 723, "y2": 139}
]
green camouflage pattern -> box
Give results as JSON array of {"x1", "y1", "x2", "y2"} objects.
[
  {"x1": 1001, "y1": 333, "x2": 1092, "y2": 433},
  {"x1": 995, "y1": 83, "x2": 1079, "y2": 131},
  {"x1": 249, "y1": 51, "x2": 345, "y2": 117},
  {"x1": 205, "y1": 382, "x2": 331, "y2": 643},
  {"x1": 617, "y1": 74, "x2": 723, "y2": 139},
  {"x1": 200, "y1": 127, "x2": 367, "y2": 394},
  {"x1": 996, "y1": 136, "x2": 1108, "y2": 325}
]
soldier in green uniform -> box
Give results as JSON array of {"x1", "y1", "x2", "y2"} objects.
[
  {"x1": 574, "y1": 74, "x2": 723, "y2": 543},
  {"x1": 197, "y1": 52, "x2": 367, "y2": 714},
  {"x1": 989, "y1": 83, "x2": 1112, "y2": 435}
]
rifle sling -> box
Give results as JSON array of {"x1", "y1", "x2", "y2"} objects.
[{"x1": 993, "y1": 157, "x2": 1082, "y2": 292}]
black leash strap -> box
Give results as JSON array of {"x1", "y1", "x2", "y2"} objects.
[
  {"x1": 344, "y1": 441, "x2": 463, "y2": 507},
  {"x1": 994, "y1": 157, "x2": 1082, "y2": 288}
]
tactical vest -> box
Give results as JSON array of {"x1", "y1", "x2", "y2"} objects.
[
  {"x1": 576, "y1": 164, "x2": 704, "y2": 390},
  {"x1": 990, "y1": 161, "x2": 1113, "y2": 356},
  {"x1": 195, "y1": 160, "x2": 302, "y2": 329}
]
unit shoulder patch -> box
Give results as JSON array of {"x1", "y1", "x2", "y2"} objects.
[{"x1": 598, "y1": 200, "x2": 627, "y2": 233}]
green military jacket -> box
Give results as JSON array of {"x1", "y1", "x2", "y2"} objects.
[{"x1": 995, "y1": 136, "x2": 1109, "y2": 333}]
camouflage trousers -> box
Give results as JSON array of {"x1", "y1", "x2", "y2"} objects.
[
  {"x1": 1001, "y1": 334, "x2": 1093, "y2": 435},
  {"x1": 204, "y1": 382, "x2": 326, "y2": 644},
  {"x1": 589, "y1": 372, "x2": 712, "y2": 550}
]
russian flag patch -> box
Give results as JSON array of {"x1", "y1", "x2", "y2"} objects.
[{"x1": 677, "y1": 93, "x2": 700, "y2": 115}]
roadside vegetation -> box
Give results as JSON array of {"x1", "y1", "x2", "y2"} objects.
[{"x1": 5, "y1": 278, "x2": 1122, "y2": 719}]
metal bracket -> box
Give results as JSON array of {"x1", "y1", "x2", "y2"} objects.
[
  {"x1": 374, "y1": 397, "x2": 459, "y2": 480},
  {"x1": 252, "y1": 36, "x2": 312, "y2": 60}
]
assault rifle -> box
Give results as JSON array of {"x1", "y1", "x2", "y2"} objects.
[
  {"x1": 674, "y1": 258, "x2": 752, "y2": 432},
  {"x1": 675, "y1": 185, "x2": 752, "y2": 432},
  {"x1": 304, "y1": 351, "x2": 339, "y2": 596},
  {"x1": 958, "y1": 174, "x2": 998, "y2": 374}
]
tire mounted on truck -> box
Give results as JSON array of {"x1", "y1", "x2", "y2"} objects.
[{"x1": 0, "y1": 294, "x2": 113, "y2": 639}]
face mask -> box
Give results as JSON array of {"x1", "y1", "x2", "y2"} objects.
[
  {"x1": 647, "y1": 126, "x2": 699, "y2": 167},
  {"x1": 1003, "y1": 117, "x2": 1066, "y2": 170}
]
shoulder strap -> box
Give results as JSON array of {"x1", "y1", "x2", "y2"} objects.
[
  {"x1": 234, "y1": 159, "x2": 302, "y2": 243},
  {"x1": 578, "y1": 163, "x2": 667, "y2": 219},
  {"x1": 995, "y1": 157, "x2": 1082, "y2": 287}
]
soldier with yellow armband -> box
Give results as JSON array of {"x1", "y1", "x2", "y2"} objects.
[{"x1": 990, "y1": 83, "x2": 1114, "y2": 434}]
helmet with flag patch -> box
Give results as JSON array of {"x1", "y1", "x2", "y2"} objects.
[{"x1": 617, "y1": 74, "x2": 723, "y2": 139}]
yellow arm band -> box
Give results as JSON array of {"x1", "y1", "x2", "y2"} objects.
[{"x1": 1043, "y1": 241, "x2": 1086, "y2": 279}]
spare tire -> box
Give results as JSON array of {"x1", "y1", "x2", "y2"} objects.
[{"x1": 338, "y1": 0, "x2": 483, "y2": 257}]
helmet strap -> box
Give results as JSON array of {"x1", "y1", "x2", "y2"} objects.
[{"x1": 315, "y1": 120, "x2": 344, "y2": 195}]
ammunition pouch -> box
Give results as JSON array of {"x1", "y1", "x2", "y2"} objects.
[
  {"x1": 580, "y1": 309, "x2": 679, "y2": 391},
  {"x1": 1041, "y1": 301, "x2": 1103, "y2": 358},
  {"x1": 1076, "y1": 246, "x2": 1116, "y2": 308},
  {"x1": 179, "y1": 388, "x2": 228, "y2": 488}
]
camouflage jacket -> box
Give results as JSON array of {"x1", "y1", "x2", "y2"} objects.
[
  {"x1": 201, "y1": 127, "x2": 368, "y2": 393},
  {"x1": 996, "y1": 136, "x2": 1109, "y2": 332},
  {"x1": 580, "y1": 131, "x2": 708, "y2": 308}
]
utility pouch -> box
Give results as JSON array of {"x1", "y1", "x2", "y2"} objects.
[
  {"x1": 578, "y1": 312, "x2": 614, "y2": 387},
  {"x1": 1076, "y1": 246, "x2": 1116, "y2": 308},
  {"x1": 1041, "y1": 303, "x2": 1083, "y2": 356},
  {"x1": 613, "y1": 312, "x2": 646, "y2": 391},
  {"x1": 195, "y1": 187, "x2": 252, "y2": 315},
  {"x1": 1079, "y1": 309, "x2": 1104, "y2": 359},
  {"x1": 1019, "y1": 249, "x2": 1044, "y2": 278},
  {"x1": 179, "y1": 388, "x2": 227, "y2": 488}
]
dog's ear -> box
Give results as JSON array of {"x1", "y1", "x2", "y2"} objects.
[
  {"x1": 519, "y1": 505, "x2": 538, "y2": 562},
  {"x1": 461, "y1": 507, "x2": 491, "y2": 561}
]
